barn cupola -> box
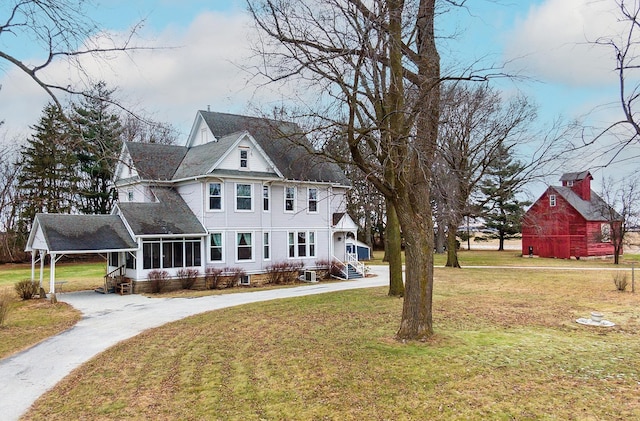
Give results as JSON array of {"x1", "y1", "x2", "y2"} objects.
[{"x1": 560, "y1": 171, "x2": 592, "y2": 201}]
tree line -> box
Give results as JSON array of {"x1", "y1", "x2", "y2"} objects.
[{"x1": 0, "y1": 82, "x2": 177, "y2": 263}]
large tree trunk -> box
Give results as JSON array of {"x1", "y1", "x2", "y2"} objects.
[
  {"x1": 386, "y1": 199, "x2": 405, "y2": 297},
  {"x1": 395, "y1": 192, "x2": 434, "y2": 340},
  {"x1": 445, "y1": 222, "x2": 461, "y2": 268}
]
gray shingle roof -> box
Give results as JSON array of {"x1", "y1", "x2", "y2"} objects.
[
  {"x1": 33, "y1": 214, "x2": 137, "y2": 253},
  {"x1": 553, "y1": 186, "x2": 622, "y2": 221},
  {"x1": 199, "y1": 111, "x2": 349, "y2": 185},
  {"x1": 126, "y1": 142, "x2": 188, "y2": 180},
  {"x1": 117, "y1": 187, "x2": 207, "y2": 236},
  {"x1": 172, "y1": 132, "x2": 246, "y2": 180}
]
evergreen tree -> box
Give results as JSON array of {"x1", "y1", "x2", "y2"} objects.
[
  {"x1": 479, "y1": 145, "x2": 530, "y2": 251},
  {"x1": 72, "y1": 82, "x2": 123, "y2": 214},
  {"x1": 17, "y1": 103, "x2": 79, "y2": 232}
]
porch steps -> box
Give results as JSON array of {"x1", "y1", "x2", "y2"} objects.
[{"x1": 346, "y1": 264, "x2": 363, "y2": 279}]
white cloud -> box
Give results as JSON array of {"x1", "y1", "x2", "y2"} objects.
[
  {"x1": 504, "y1": 0, "x2": 622, "y2": 87},
  {"x1": 0, "y1": 9, "x2": 267, "y2": 141}
]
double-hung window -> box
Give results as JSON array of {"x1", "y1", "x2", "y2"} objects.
[
  {"x1": 263, "y1": 232, "x2": 270, "y2": 260},
  {"x1": 237, "y1": 232, "x2": 253, "y2": 261},
  {"x1": 209, "y1": 182, "x2": 223, "y2": 211},
  {"x1": 236, "y1": 183, "x2": 253, "y2": 211},
  {"x1": 210, "y1": 233, "x2": 223, "y2": 262},
  {"x1": 240, "y1": 148, "x2": 249, "y2": 168},
  {"x1": 549, "y1": 194, "x2": 556, "y2": 207},
  {"x1": 285, "y1": 186, "x2": 296, "y2": 212},
  {"x1": 263, "y1": 185, "x2": 270, "y2": 212},
  {"x1": 308, "y1": 188, "x2": 318, "y2": 213},
  {"x1": 288, "y1": 231, "x2": 316, "y2": 258}
]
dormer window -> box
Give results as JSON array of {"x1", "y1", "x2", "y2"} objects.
[
  {"x1": 240, "y1": 148, "x2": 249, "y2": 169},
  {"x1": 549, "y1": 194, "x2": 556, "y2": 207},
  {"x1": 566, "y1": 180, "x2": 574, "y2": 187}
]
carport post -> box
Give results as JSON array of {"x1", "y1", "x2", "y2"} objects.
[{"x1": 49, "y1": 252, "x2": 56, "y2": 294}]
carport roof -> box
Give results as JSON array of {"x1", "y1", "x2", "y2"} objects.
[{"x1": 26, "y1": 214, "x2": 138, "y2": 254}]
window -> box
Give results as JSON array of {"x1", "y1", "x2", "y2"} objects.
[
  {"x1": 185, "y1": 240, "x2": 201, "y2": 267},
  {"x1": 288, "y1": 231, "x2": 316, "y2": 258},
  {"x1": 143, "y1": 239, "x2": 161, "y2": 269},
  {"x1": 263, "y1": 232, "x2": 270, "y2": 260},
  {"x1": 237, "y1": 232, "x2": 253, "y2": 261},
  {"x1": 285, "y1": 186, "x2": 296, "y2": 212},
  {"x1": 263, "y1": 185, "x2": 270, "y2": 212},
  {"x1": 239, "y1": 275, "x2": 250, "y2": 285},
  {"x1": 210, "y1": 233, "x2": 223, "y2": 262},
  {"x1": 549, "y1": 194, "x2": 556, "y2": 207},
  {"x1": 308, "y1": 188, "x2": 318, "y2": 213},
  {"x1": 566, "y1": 180, "x2": 574, "y2": 187},
  {"x1": 236, "y1": 183, "x2": 253, "y2": 211},
  {"x1": 126, "y1": 252, "x2": 136, "y2": 269},
  {"x1": 109, "y1": 252, "x2": 118, "y2": 267},
  {"x1": 127, "y1": 189, "x2": 134, "y2": 202},
  {"x1": 601, "y1": 224, "x2": 611, "y2": 242},
  {"x1": 209, "y1": 182, "x2": 222, "y2": 210},
  {"x1": 240, "y1": 148, "x2": 248, "y2": 168},
  {"x1": 200, "y1": 128, "x2": 207, "y2": 143}
]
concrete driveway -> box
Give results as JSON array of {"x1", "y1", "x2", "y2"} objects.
[{"x1": 0, "y1": 267, "x2": 388, "y2": 421}]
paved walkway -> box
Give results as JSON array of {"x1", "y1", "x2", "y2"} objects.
[{"x1": 0, "y1": 267, "x2": 388, "y2": 421}]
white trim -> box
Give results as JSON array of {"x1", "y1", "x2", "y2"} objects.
[
  {"x1": 262, "y1": 184, "x2": 271, "y2": 212},
  {"x1": 263, "y1": 231, "x2": 271, "y2": 261},
  {"x1": 284, "y1": 185, "x2": 296, "y2": 213},
  {"x1": 307, "y1": 187, "x2": 319, "y2": 214},
  {"x1": 207, "y1": 181, "x2": 224, "y2": 212},
  {"x1": 209, "y1": 232, "x2": 225, "y2": 263}
]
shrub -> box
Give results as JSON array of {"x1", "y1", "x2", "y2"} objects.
[
  {"x1": 205, "y1": 267, "x2": 225, "y2": 289},
  {"x1": 613, "y1": 272, "x2": 628, "y2": 292},
  {"x1": 177, "y1": 268, "x2": 199, "y2": 290},
  {"x1": 265, "y1": 261, "x2": 304, "y2": 284},
  {"x1": 148, "y1": 270, "x2": 170, "y2": 294},
  {"x1": 223, "y1": 267, "x2": 246, "y2": 288},
  {"x1": 14, "y1": 279, "x2": 39, "y2": 300},
  {"x1": 0, "y1": 291, "x2": 15, "y2": 327}
]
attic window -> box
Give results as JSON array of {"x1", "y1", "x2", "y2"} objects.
[
  {"x1": 566, "y1": 180, "x2": 574, "y2": 187},
  {"x1": 549, "y1": 194, "x2": 557, "y2": 207},
  {"x1": 200, "y1": 128, "x2": 207, "y2": 144},
  {"x1": 240, "y1": 148, "x2": 249, "y2": 168}
]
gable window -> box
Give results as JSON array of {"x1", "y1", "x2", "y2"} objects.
[
  {"x1": 127, "y1": 189, "x2": 134, "y2": 202},
  {"x1": 263, "y1": 185, "x2": 270, "y2": 212},
  {"x1": 210, "y1": 233, "x2": 223, "y2": 262},
  {"x1": 236, "y1": 183, "x2": 253, "y2": 211},
  {"x1": 285, "y1": 186, "x2": 296, "y2": 212},
  {"x1": 240, "y1": 148, "x2": 249, "y2": 168},
  {"x1": 549, "y1": 194, "x2": 556, "y2": 207},
  {"x1": 200, "y1": 128, "x2": 207, "y2": 143},
  {"x1": 209, "y1": 182, "x2": 223, "y2": 211},
  {"x1": 288, "y1": 230, "x2": 316, "y2": 258},
  {"x1": 263, "y1": 232, "x2": 270, "y2": 260},
  {"x1": 237, "y1": 232, "x2": 253, "y2": 261},
  {"x1": 308, "y1": 188, "x2": 318, "y2": 213}
]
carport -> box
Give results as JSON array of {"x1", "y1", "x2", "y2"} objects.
[{"x1": 25, "y1": 214, "x2": 138, "y2": 294}]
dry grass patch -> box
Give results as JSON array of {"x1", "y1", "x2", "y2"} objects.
[
  {"x1": 0, "y1": 297, "x2": 80, "y2": 359},
  {"x1": 24, "y1": 267, "x2": 640, "y2": 420}
]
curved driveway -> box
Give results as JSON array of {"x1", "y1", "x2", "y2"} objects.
[{"x1": 0, "y1": 267, "x2": 388, "y2": 421}]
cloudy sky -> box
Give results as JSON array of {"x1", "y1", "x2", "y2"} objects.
[{"x1": 0, "y1": 0, "x2": 636, "y2": 188}]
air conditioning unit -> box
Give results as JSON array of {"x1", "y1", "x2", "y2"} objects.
[{"x1": 304, "y1": 270, "x2": 317, "y2": 282}]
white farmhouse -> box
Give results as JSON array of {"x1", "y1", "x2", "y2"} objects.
[{"x1": 26, "y1": 111, "x2": 365, "y2": 293}]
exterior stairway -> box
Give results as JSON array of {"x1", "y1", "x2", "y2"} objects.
[{"x1": 346, "y1": 263, "x2": 363, "y2": 279}]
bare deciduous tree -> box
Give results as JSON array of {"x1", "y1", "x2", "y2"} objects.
[
  {"x1": 598, "y1": 176, "x2": 640, "y2": 264},
  {"x1": 0, "y1": 0, "x2": 146, "y2": 110},
  {"x1": 248, "y1": 0, "x2": 456, "y2": 339}
]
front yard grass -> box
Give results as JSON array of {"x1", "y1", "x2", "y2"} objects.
[{"x1": 23, "y1": 267, "x2": 640, "y2": 420}]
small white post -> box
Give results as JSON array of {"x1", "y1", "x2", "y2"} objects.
[{"x1": 50, "y1": 252, "x2": 56, "y2": 294}]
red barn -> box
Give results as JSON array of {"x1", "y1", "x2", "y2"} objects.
[{"x1": 521, "y1": 171, "x2": 622, "y2": 259}]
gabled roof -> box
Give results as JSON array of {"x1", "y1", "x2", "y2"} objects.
[
  {"x1": 116, "y1": 187, "x2": 207, "y2": 236},
  {"x1": 560, "y1": 171, "x2": 591, "y2": 182},
  {"x1": 552, "y1": 186, "x2": 622, "y2": 221},
  {"x1": 198, "y1": 111, "x2": 349, "y2": 185},
  {"x1": 26, "y1": 214, "x2": 137, "y2": 254},
  {"x1": 125, "y1": 142, "x2": 188, "y2": 180},
  {"x1": 123, "y1": 111, "x2": 350, "y2": 186}
]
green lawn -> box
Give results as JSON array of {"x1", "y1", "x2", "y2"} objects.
[
  {"x1": 0, "y1": 260, "x2": 107, "y2": 292},
  {"x1": 22, "y1": 266, "x2": 640, "y2": 420}
]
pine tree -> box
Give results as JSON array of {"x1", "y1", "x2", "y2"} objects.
[
  {"x1": 479, "y1": 145, "x2": 530, "y2": 251},
  {"x1": 17, "y1": 103, "x2": 79, "y2": 232},
  {"x1": 72, "y1": 82, "x2": 123, "y2": 214}
]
